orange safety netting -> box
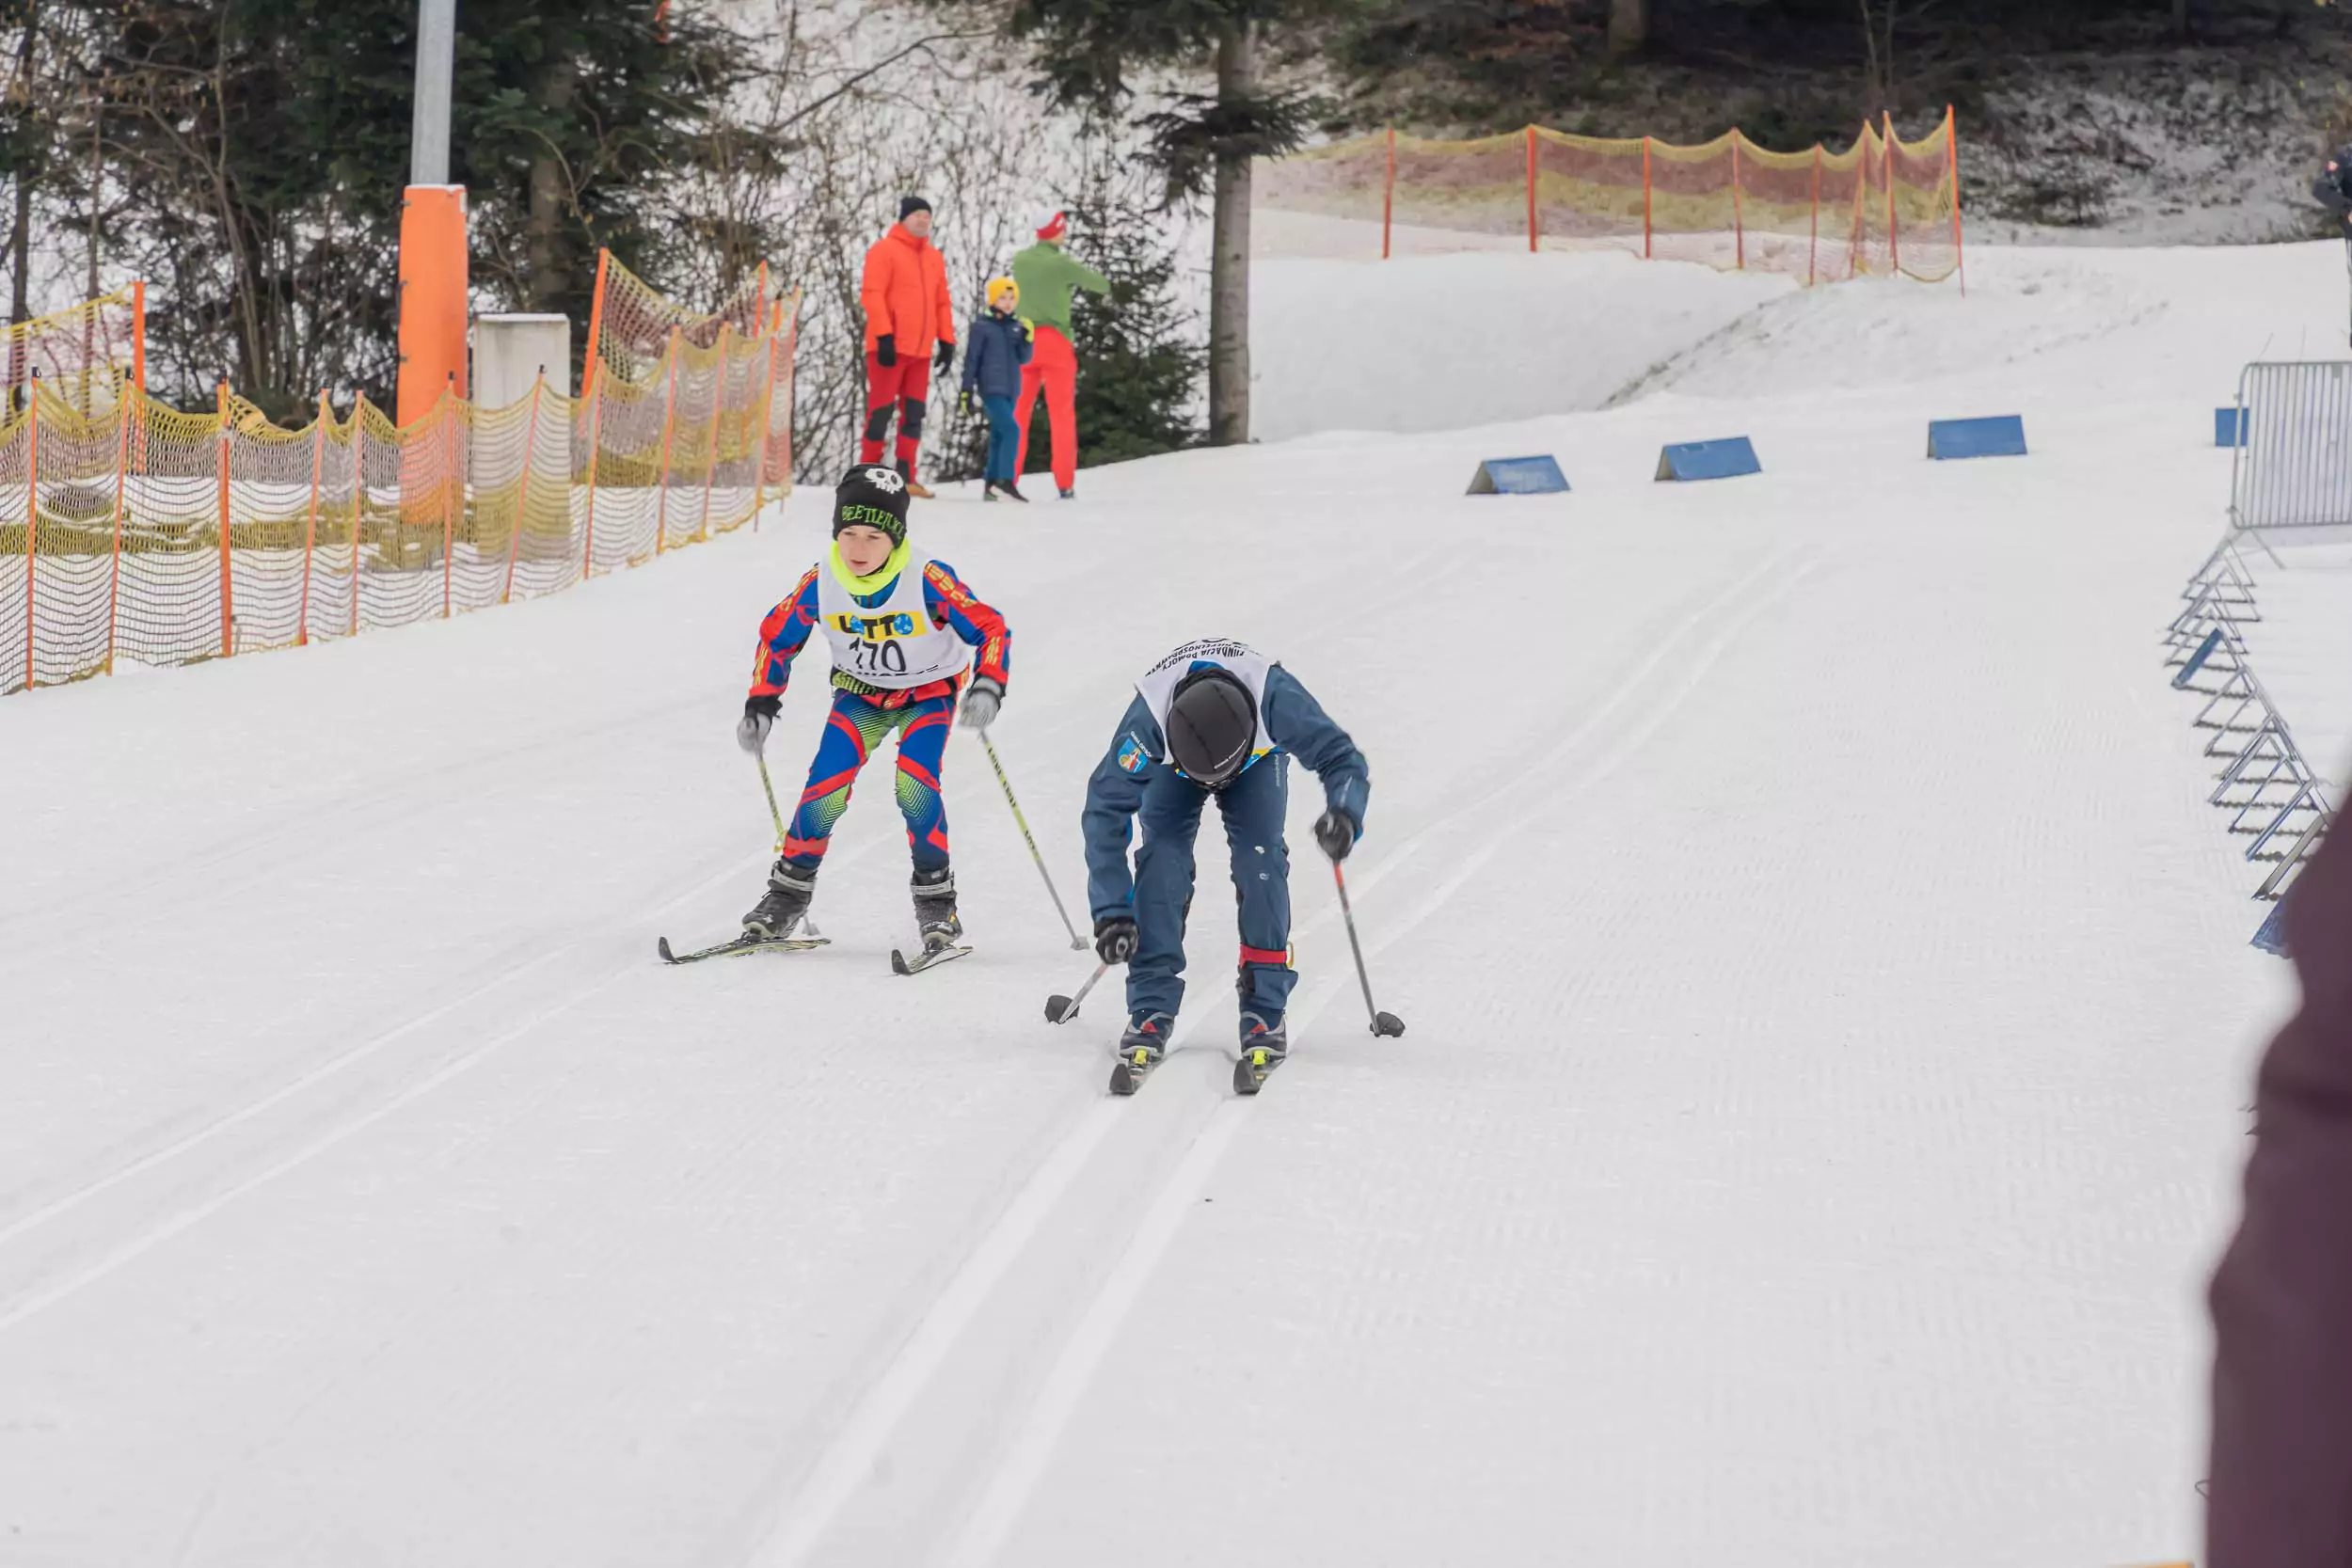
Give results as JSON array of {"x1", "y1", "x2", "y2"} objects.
[
  {"x1": 2, "y1": 256, "x2": 798, "y2": 695},
  {"x1": 1257, "y1": 110, "x2": 1963, "y2": 285}
]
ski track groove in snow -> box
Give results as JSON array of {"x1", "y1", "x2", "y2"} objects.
[
  {"x1": 0, "y1": 832, "x2": 906, "y2": 1334},
  {"x1": 743, "y1": 546, "x2": 1813, "y2": 1567}
]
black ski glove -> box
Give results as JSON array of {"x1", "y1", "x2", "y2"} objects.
[
  {"x1": 1313, "y1": 808, "x2": 1357, "y2": 863},
  {"x1": 738, "y1": 692, "x2": 781, "y2": 754},
  {"x1": 934, "y1": 341, "x2": 955, "y2": 376},
  {"x1": 875, "y1": 333, "x2": 897, "y2": 369},
  {"x1": 1094, "y1": 914, "x2": 1137, "y2": 966}
]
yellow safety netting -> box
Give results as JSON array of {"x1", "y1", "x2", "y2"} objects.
[
  {"x1": 1257, "y1": 111, "x2": 1963, "y2": 284},
  {"x1": 1, "y1": 257, "x2": 799, "y2": 694},
  {"x1": 4, "y1": 282, "x2": 145, "y2": 419}
]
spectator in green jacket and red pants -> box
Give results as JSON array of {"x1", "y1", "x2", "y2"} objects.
[{"x1": 1009, "y1": 210, "x2": 1110, "y2": 499}]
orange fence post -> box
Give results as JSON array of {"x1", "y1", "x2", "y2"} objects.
[
  {"x1": 1524, "y1": 126, "x2": 1537, "y2": 252},
  {"x1": 21, "y1": 373, "x2": 38, "y2": 690},
  {"x1": 130, "y1": 279, "x2": 146, "y2": 392},
  {"x1": 1883, "y1": 112, "x2": 1899, "y2": 277},
  {"x1": 504, "y1": 370, "x2": 543, "y2": 606},
  {"x1": 350, "y1": 393, "x2": 368, "y2": 637},
  {"x1": 582, "y1": 247, "x2": 612, "y2": 402},
  {"x1": 395, "y1": 186, "x2": 469, "y2": 425},
  {"x1": 1731, "y1": 131, "x2": 1745, "y2": 269},
  {"x1": 654, "y1": 325, "x2": 684, "y2": 555},
  {"x1": 1946, "y1": 106, "x2": 1965, "y2": 296},
  {"x1": 1849, "y1": 123, "x2": 1869, "y2": 278},
  {"x1": 754, "y1": 259, "x2": 771, "y2": 338},
  {"x1": 440, "y1": 387, "x2": 457, "y2": 619},
  {"x1": 1381, "y1": 127, "x2": 1395, "y2": 261},
  {"x1": 298, "y1": 389, "x2": 327, "y2": 646},
  {"x1": 103, "y1": 391, "x2": 131, "y2": 673},
  {"x1": 696, "y1": 331, "x2": 727, "y2": 542},
  {"x1": 1642, "y1": 136, "x2": 1653, "y2": 260},
  {"x1": 1808, "y1": 143, "x2": 1821, "y2": 286},
  {"x1": 581, "y1": 249, "x2": 610, "y2": 579},
  {"x1": 582, "y1": 370, "x2": 605, "y2": 581},
  {"x1": 215, "y1": 380, "x2": 233, "y2": 657}
]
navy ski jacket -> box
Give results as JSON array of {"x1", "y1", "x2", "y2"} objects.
[
  {"x1": 1082, "y1": 663, "x2": 1370, "y2": 922},
  {"x1": 960, "y1": 310, "x2": 1033, "y2": 400}
]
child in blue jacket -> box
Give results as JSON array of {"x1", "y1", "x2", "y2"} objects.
[
  {"x1": 1081, "y1": 638, "x2": 1370, "y2": 1076},
  {"x1": 960, "y1": 276, "x2": 1034, "y2": 501}
]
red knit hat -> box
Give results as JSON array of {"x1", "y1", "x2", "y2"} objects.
[{"x1": 1035, "y1": 210, "x2": 1068, "y2": 242}]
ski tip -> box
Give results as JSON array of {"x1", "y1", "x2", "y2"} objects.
[
  {"x1": 1108, "y1": 1062, "x2": 1138, "y2": 1096},
  {"x1": 658, "y1": 937, "x2": 677, "y2": 964},
  {"x1": 1232, "y1": 1057, "x2": 1262, "y2": 1096},
  {"x1": 890, "y1": 950, "x2": 911, "y2": 976}
]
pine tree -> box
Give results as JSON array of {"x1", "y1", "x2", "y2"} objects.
[{"x1": 917, "y1": 0, "x2": 1356, "y2": 447}]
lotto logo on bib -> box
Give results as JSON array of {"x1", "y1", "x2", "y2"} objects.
[{"x1": 831, "y1": 611, "x2": 921, "y2": 641}]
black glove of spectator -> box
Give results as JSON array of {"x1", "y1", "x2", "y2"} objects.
[
  {"x1": 875, "y1": 333, "x2": 897, "y2": 369},
  {"x1": 934, "y1": 341, "x2": 955, "y2": 376}
]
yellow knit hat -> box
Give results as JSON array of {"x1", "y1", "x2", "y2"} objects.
[{"x1": 986, "y1": 276, "x2": 1018, "y2": 309}]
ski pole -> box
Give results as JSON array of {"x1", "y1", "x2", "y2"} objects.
[
  {"x1": 977, "y1": 728, "x2": 1088, "y2": 950},
  {"x1": 756, "y1": 752, "x2": 788, "y2": 849},
  {"x1": 1330, "y1": 861, "x2": 1405, "y2": 1037},
  {"x1": 755, "y1": 752, "x2": 820, "y2": 940},
  {"x1": 1044, "y1": 962, "x2": 1108, "y2": 1025}
]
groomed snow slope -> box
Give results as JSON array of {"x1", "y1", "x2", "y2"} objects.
[{"x1": 1, "y1": 241, "x2": 2333, "y2": 1567}]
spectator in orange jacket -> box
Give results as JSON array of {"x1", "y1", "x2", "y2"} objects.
[{"x1": 860, "y1": 197, "x2": 958, "y2": 498}]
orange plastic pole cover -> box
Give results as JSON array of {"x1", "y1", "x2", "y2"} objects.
[{"x1": 396, "y1": 185, "x2": 469, "y2": 426}]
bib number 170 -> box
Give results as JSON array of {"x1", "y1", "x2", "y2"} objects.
[{"x1": 845, "y1": 636, "x2": 909, "y2": 676}]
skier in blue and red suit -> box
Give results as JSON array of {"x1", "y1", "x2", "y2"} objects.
[
  {"x1": 1081, "y1": 637, "x2": 1369, "y2": 1072},
  {"x1": 734, "y1": 463, "x2": 1011, "y2": 950}
]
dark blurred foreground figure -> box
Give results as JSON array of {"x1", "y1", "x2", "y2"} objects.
[
  {"x1": 2208, "y1": 822, "x2": 2352, "y2": 1567},
  {"x1": 2312, "y1": 145, "x2": 2352, "y2": 345}
]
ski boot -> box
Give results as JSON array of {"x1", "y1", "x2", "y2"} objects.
[
  {"x1": 912, "y1": 865, "x2": 962, "y2": 952},
  {"x1": 1110, "y1": 1012, "x2": 1173, "y2": 1096},
  {"x1": 997, "y1": 480, "x2": 1029, "y2": 503},
  {"x1": 1234, "y1": 1011, "x2": 1288, "y2": 1095},
  {"x1": 898, "y1": 459, "x2": 935, "y2": 501},
  {"x1": 742, "y1": 861, "x2": 817, "y2": 940}
]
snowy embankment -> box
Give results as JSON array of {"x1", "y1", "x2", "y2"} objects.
[{"x1": 0, "y1": 238, "x2": 2340, "y2": 1566}]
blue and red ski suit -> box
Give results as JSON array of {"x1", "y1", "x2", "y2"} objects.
[{"x1": 748, "y1": 554, "x2": 1010, "y2": 875}]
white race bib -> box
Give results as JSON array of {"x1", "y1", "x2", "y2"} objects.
[
  {"x1": 1136, "y1": 638, "x2": 1277, "y2": 771},
  {"x1": 817, "y1": 550, "x2": 973, "y2": 689}
]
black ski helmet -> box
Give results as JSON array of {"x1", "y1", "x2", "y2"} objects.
[{"x1": 1165, "y1": 666, "x2": 1258, "y2": 787}]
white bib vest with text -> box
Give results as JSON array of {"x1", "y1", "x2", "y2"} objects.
[
  {"x1": 818, "y1": 551, "x2": 972, "y2": 689},
  {"x1": 1136, "y1": 638, "x2": 1278, "y2": 776}
]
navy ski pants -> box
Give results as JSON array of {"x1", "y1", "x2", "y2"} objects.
[{"x1": 1127, "y1": 754, "x2": 1295, "y2": 1022}]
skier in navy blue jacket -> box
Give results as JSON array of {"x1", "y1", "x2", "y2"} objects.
[{"x1": 1082, "y1": 638, "x2": 1370, "y2": 1076}]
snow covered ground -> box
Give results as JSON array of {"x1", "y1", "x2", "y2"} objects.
[{"x1": 2, "y1": 237, "x2": 2338, "y2": 1566}]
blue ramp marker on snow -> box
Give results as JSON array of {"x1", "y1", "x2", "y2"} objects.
[
  {"x1": 2215, "y1": 406, "x2": 2249, "y2": 448},
  {"x1": 1927, "y1": 415, "x2": 2027, "y2": 460},
  {"x1": 1466, "y1": 454, "x2": 1569, "y2": 495},
  {"x1": 1655, "y1": 437, "x2": 1760, "y2": 483}
]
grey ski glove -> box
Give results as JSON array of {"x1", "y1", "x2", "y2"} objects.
[{"x1": 739, "y1": 693, "x2": 781, "y2": 753}]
